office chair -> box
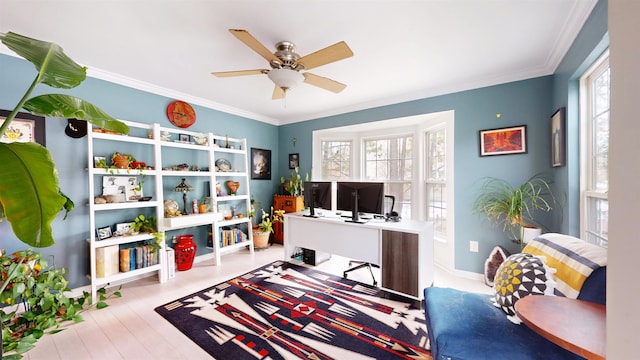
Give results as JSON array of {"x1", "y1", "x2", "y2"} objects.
[{"x1": 343, "y1": 260, "x2": 379, "y2": 286}]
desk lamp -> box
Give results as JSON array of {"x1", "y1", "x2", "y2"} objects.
[{"x1": 174, "y1": 178, "x2": 193, "y2": 214}]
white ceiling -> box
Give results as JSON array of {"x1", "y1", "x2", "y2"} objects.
[{"x1": 1, "y1": 1, "x2": 596, "y2": 126}]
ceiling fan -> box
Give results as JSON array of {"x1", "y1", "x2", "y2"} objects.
[{"x1": 211, "y1": 29, "x2": 353, "y2": 99}]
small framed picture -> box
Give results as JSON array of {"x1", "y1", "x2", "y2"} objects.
[
  {"x1": 289, "y1": 153, "x2": 299, "y2": 169},
  {"x1": 115, "y1": 222, "x2": 133, "y2": 236},
  {"x1": 179, "y1": 133, "x2": 190, "y2": 143},
  {"x1": 124, "y1": 185, "x2": 143, "y2": 201},
  {"x1": 479, "y1": 125, "x2": 527, "y2": 157},
  {"x1": 94, "y1": 156, "x2": 106, "y2": 168},
  {"x1": 550, "y1": 107, "x2": 566, "y2": 167},
  {"x1": 96, "y1": 226, "x2": 112, "y2": 240}
]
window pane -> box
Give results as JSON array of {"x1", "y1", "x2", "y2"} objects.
[
  {"x1": 586, "y1": 197, "x2": 608, "y2": 248},
  {"x1": 321, "y1": 141, "x2": 351, "y2": 180},
  {"x1": 427, "y1": 183, "x2": 447, "y2": 234},
  {"x1": 385, "y1": 182, "x2": 412, "y2": 219}
]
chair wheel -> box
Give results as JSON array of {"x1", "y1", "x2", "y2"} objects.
[{"x1": 343, "y1": 272, "x2": 348, "y2": 279}]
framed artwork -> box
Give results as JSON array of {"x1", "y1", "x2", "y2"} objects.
[
  {"x1": 96, "y1": 226, "x2": 112, "y2": 240},
  {"x1": 124, "y1": 185, "x2": 143, "y2": 201},
  {"x1": 115, "y1": 222, "x2": 133, "y2": 236},
  {"x1": 289, "y1": 153, "x2": 299, "y2": 169},
  {"x1": 479, "y1": 125, "x2": 527, "y2": 157},
  {"x1": 550, "y1": 107, "x2": 566, "y2": 167},
  {"x1": 0, "y1": 109, "x2": 46, "y2": 146},
  {"x1": 178, "y1": 133, "x2": 190, "y2": 143},
  {"x1": 251, "y1": 148, "x2": 271, "y2": 180}
]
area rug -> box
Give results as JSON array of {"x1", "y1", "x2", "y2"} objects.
[{"x1": 155, "y1": 260, "x2": 431, "y2": 359}]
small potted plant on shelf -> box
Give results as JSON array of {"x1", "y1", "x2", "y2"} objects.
[
  {"x1": 472, "y1": 173, "x2": 557, "y2": 248},
  {"x1": 111, "y1": 152, "x2": 135, "y2": 169},
  {"x1": 280, "y1": 166, "x2": 305, "y2": 197},
  {"x1": 252, "y1": 207, "x2": 284, "y2": 249},
  {"x1": 131, "y1": 214, "x2": 163, "y2": 252}
]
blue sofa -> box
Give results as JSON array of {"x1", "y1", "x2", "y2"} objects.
[{"x1": 423, "y1": 234, "x2": 606, "y2": 360}]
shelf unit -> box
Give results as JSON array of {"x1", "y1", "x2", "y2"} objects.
[
  {"x1": 87, "y1": 120, "x2": 254, "y2": 300},
  {"x1": 210, "y1": 135, "x2": 254, "y2": 265},
  {"x1": 87, "y1": 121, "x2": 165, "y2": 301}
]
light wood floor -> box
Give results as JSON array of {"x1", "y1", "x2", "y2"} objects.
[{"x1": 21, "y1": 244, "x2": 489, "y2": 360}]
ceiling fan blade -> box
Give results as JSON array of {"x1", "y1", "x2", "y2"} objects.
[
  {"x1": 303, "y1": 72, "x2": 347, "y2": 93},
  {"x1": 211, "y1": 69, "x2": 267, "y2": 77},
  {"x1": 296, "y1": 41, "x2": 353, "y2": 70},
  {"x1": 272, "y1": 86, "x2": 285, "y2": 100},
  {"x1": 229, "y1": 29, "x2": 280, "y2": 64}
]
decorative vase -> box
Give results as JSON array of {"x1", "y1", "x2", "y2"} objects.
[
  {"x1": 226, "y1": 180, "x2": 240, "y2": 195},
  {"x1": 174, "y1": 234, "x2": 197, "y2": 271},
  {"x1": 252, "y1": 229, "x2": 270, "y2": 249}
]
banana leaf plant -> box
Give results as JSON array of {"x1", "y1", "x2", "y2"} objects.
[{"x1": 0, "y1": 31, "x2": 129, "y2": 248}]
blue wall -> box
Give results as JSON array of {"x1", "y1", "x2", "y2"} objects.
[
  {"x1": 280, "y1": 76, "x2": 554, "y2": 273},
  {"x1": 0, "y1": 0, "x2": 608, "y2": 285},
  {"x1": 0, "y1": 54, "x2": 280, "y2": 287}
]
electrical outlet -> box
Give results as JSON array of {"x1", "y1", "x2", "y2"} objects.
[{"x1": 470, "y1": 241, "x2": 479, "y2": 252}]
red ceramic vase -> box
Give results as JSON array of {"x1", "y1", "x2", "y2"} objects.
[{"x1": 175, "y1": 234, "x2": 197, "y2": 271}]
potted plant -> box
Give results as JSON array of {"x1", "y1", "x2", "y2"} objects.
[
  {"x1": 111, "y1": 152, "x2": 135, "y2": 169},
  {"x1": 473, "y1": 173, "x2": 556, "y2": 247},
  {"x1": 131, "y1": 214, "x2": 163, "y2": 253},
  {"x1": 0, "y1": 32, "x2": 128, "y2": 357},
  {"x1": 280, "y1": 166, "x2": 304, "y2": 196},
  {"x1": 252, "y1": 207, "x2": 284, "y2": 249}
]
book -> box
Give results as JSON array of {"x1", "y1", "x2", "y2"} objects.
[
  {"x1": 166, "y1": 248, "x2": 175, "y2": 279},
  {"x1": 96, "y1": 245, "x2": 119, "y2": 277},
  {"x1": 119, "y1": 249, "x2": 130, "y2": 272}
]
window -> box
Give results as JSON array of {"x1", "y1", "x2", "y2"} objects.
[
  {"x1": 363, "y1": 135, "x2": 412, "y2": 218},
  {"x1": 425, "y1": 127, "x2": 447, "y2": 236},
  {"x1": 321, "y1": 140, "x2": 351, "y2": 180},
  {"x1": 580, "y1": 52, "x2": 609, "y2": 248}
]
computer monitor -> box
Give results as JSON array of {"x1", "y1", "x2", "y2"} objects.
[
  {"x1": 303, "y1": 181, "x2": 332, "y2": 217},
  {"x1": 336, "y1": 182, "x2": 385, "y2": 223}
]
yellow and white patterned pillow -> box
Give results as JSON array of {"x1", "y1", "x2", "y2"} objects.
[{"x1": 522, "y1": 233, "x2": 607, "y2": 298}]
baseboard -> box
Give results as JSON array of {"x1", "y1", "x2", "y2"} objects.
[{"x1": 434, "y1": 263, "x2": 485, "y2": 282}]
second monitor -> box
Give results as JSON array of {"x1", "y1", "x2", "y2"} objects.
[
  {"x1": 336, "y1": 181, "x2": 385, "y2": 223},
  {"x1": 304, "y1": 181, "x2": 332, "y2": 217}
]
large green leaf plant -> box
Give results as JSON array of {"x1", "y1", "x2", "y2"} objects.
[
  {"x1": 0, "y1": 32, "x2": 128, "y2": 358},
  {"x1": 0, "y1": 31, "x2": 129, "y2": 248}
]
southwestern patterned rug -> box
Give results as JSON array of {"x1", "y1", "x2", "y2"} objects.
[{"x1": 155, "y1": 260, "x2": 431, "y2": 359}]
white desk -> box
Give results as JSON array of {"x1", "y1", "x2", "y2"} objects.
[{"x1": 283, "y1": 212, "x2": 434, "y2": 300}]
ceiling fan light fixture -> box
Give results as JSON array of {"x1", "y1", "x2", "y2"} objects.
[{"x1": 267, "y1": 68, "x2": 304, "y2": 91}]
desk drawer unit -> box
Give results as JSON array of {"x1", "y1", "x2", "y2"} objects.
[{"x1": 381, "y1": 230, "x2": 419, "y2": 297}]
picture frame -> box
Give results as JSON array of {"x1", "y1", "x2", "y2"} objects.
[
  {"x1": 94, "y1": 156, "x2": 106, "y2": 168},
  {"x1": 479, "y1": 125, "x2": 527, "y2": 157},
  {"x1": 289, "y1": 153, "x2": 299, "y2": 169},
  {"x1": 0, "y1": 109, "x2": 46, "y2": 146},
  {"x1": 96, "y1": 226, "x2": 112, "y2": 240},
  {"x1": 550, "y1": 107, "x2": 566, "y2": 167},
  {"x1": 124, "y1": 185, "x2": 143, "y2": 201},
  {"x1": 115, "y1": 222, "x2": 133, "y2": 236},
  {"x1": 178, "y1": 133, "x2": 190, "y2": 143},
  {"x1": 251, "y1": 148, "x2": 271, "y2": 180}
]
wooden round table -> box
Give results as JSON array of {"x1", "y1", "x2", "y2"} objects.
[{"x1": 515, "y1": 295, "x2": 605, "y2": 359}]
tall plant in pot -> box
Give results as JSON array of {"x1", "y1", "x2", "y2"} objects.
[
  {"x1": 252, "y1": 207, "x2": 284, "y2": 249},
  {"x1": 0, "y1": 32, "x2": 128, "y2": 358},
  {"x1": 473, "y1": 173, "x2": 556, "y2": 248}
]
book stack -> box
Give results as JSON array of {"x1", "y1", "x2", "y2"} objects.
[
  {"x1": 118, "y1": 245, "x2": 159, "y2": 273},
  {"x1": 220, "y1": 228, "x2": 247, "y2": 247}
]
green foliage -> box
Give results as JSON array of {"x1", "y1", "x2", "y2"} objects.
[
  {"x1": 0, "y1": 31, "x2": 129, "y2": 248},
  {"x1": 0, "y1": 250, "x2": 121, "y2": 359},
  {"x1": 280, "y1": 167, "x2": 305, "y2": 196},
  {"x1": 131, "y1": 215, "x2": 163, "y2": 252},
  {"x1": 257, "y1": 207, "x2": 285, "y2": 233},
  {"x1": 473, "y1": 173, "x2": 556, "y2": 243}
]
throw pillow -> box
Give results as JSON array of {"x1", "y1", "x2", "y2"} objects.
[
  {"x1": 492, "y1": 253, "x2": 557, "y2": 324},
  {"x1": 522, "y1": 233, "x2": 607, "y2": 298}
]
